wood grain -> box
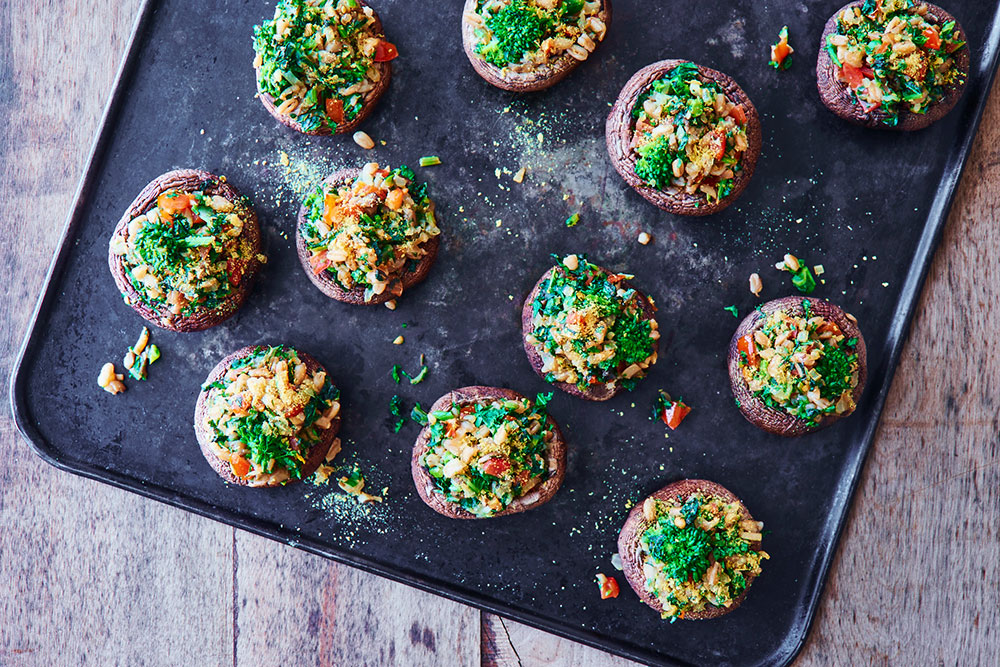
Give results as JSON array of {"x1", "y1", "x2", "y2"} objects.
[{"x1": 1, "y1": 1, "x2": 998, "y2": 665}]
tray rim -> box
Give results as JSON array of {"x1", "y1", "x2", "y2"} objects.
[{"x1": 9, "y1": 2, "x2": 1000, "y2": 665}]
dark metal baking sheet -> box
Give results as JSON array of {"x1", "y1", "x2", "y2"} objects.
[{"x1": 11, "y1": 1, "x2": 1000, "y2": 665}]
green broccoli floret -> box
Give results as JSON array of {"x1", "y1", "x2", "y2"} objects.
[
  {"x1": 478, "y1": 0, "x2": 549, "y2": 68},
  {"x1": 815, "y1": 343, "x2": 857, "y2": 401},
  {"x1": 634, "y1": 135, "x2": 678, "y2": 190}
]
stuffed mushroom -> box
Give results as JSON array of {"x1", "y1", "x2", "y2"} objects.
[
  {"x1": 252, "y1": 0, "x2": 396, "y2": 135},
  {"x1": 194, "y1": 345, "x2": 341, "y2": 487},
  {"x1": 411, "y1": 386, "x2": 566, "y2": 518},
  {"x1": 296, "y1": 162, "x2": 441, "y2": 305},
  {"x1": 816, "y1": 1, "x2": 969, "y2": 130},
  {"x1": 108, "y1": 169, "x2": 263, "y2": 332},
  {"x1": 462, "y1": 0, "x2": 611, "y2": 92},
  {"x1": 522, "y1": 254, "x2": 659, "y2": 400},
  {"x1": 606, "y1": 60, "x2": 761, "y2": 216},
  {"x1": 618, "y1": 479, "x2": 768, "y2": 621},
  {"x1": 728, "y1": 296, "x2": 867, "y2": 436}
]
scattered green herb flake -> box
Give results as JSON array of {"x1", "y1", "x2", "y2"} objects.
[
  {"x1": 147, "y1": 345, "x2": 161, "y2": 364},
  {"x1": 419, "y1": 156, "x2": 441, "y2": 167},
  {"x1": 724, "y1": 305, "x2": 739, "y2": 318},
  {"x1": 391, "y1": 364, "x2": 402, "y2": 384},
  {"x1": 565, "y1": 213, "x2": 580, "y2": 227},
  {"x1": 408, "y1": 366, "x2": 429, "y2": 385},
  {"x1": 792, "y1": 265, "x2": 817, "y2": 294},
  {"x1": 411, "y1": 402, "x2": 428, "y2": 425}
]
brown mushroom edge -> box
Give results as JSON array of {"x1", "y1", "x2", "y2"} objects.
[
  {"x1": 727, "y1": 296, "x2": 868, "y2": 437},
  {"x1": 520, "y1": 264, "x2": 659, "y2": 401},
  {"x1": 460, "y1": 0, "x2": 612, "y2": 92},
  {"x1": 617, "y1": 478, "x2": 761, "y2": 620},
  {"x1": 294, "y1": 168, "x2": 440, "y2": 306},
  {"x1": 254, "y1": 0, "x2": 391, "y2": 136},
  {"x1": 816, "y1": 1, "x2": 969, "y2": 131},
  {"x1": 194, "y1": 345, "x2": 340, "y2": 487},
  {"x1": 410, "y1": 386, "x2": 567, "y2": 519},
  {"x1": 108, "y1": 169, "x2": 262, "y2": 333},
  {"x1": 606, "y1": 59, "x2": 762, "y2": 216}
]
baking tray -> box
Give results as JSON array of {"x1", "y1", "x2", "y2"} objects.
[{"x1": 11, "y1": 1, "x2": 1000, "y2": 665}]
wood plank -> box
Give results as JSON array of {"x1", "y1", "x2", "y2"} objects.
[
  {"x1": 0, "y1": 1, "x2": 233, "y2": 665},
  {"x1": 233, "y1": 532, "x2": 480, "y2": 666},
  {"x1": 483, "y1": 614, "x2": 635, "y2": 667}
]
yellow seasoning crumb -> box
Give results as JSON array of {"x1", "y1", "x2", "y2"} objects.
[
  {"x1": 513, "y1": 167, "x2": 526, "y2": 183},
  {"x1": 385, "y1": 299, "x2": 397, "y2": 310},
  {"x1": 392, "y1": 335, "x2": 404, "y2": 345},
  {"x1": 279, "y1": 151, "x2": 290, "y2": 166},
  {"x1": 637, "y1": 232, "x2": 651, "y2": 245},
  {"x1": 495, "y1": 219, "x2": 502, "y2": 227},
  {"x1": 813, "y1": 264, "x2": 825, "y2": 275}
]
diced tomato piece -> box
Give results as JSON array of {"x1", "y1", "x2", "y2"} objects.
[
  {"x1": 737, "y1": 334, "x2": 758, "y2": 366},
  {"x1": 385, "y1": 188, "x2": 405, "y2": 211},
  {"x1": 157, "y1": 192, "x2": 192, "y2": 215},
  {"x1": 285, "y1": 405, "x2": 304, "y2": 420},
  {"x1": 839, "y1": 63, "x2": 866, "y2": 89},
  {"x1": 325, "y1": 98, "x2": 345, "y2": 124},
  {"x1": 309, "y1": 251, "x2": 332, "y2": 275},
  {"x1": 481, "y1": 457, "x2": 510, "y2": 477},
  {"x1": 373, "y1": 41, "x2": 399, "y2": 62},
  {"x1": 923, "y1": 28, "x2": 941, "y2": 51},
  {"x1": 566, "y1": 311, "x2": 585, "y2": 328},
  {"x1": 663, "y1": 401, "x2": 691, "y2": 430},
  {"x1": 596, "y1": 574, "x2": 619, "y2": 599},
  {"x1": 728, "y1": 105, "x2": 747, "y2": 125},
  {"x1": 772, "y1": 42, "x2": 791, "y2": 67},
  {"x1": 230, "y1": 456, "x2": 250, "y2": 478},
  {"x1": 705, "y1": 130, "x2": 727, "y2": 161},
  {"x1": 227, "y1": 258, "x2": 242, "y2": 286}
]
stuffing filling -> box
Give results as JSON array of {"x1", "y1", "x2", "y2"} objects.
[
  {"x1": 630, "y1": 62, "x2": 750, "y2": 203},
  {"x1": 526, "y1": 254, "x2": 659, "y2": 392},
  {"x1": 465, "y1": 0, "x2": 607, "y2": 71},
  {"x1": 419, "y1": 394, "x2": 557, "y2": 518},
  {"x1": 110, "y1": 185, "x2": 256, "y2": 324},
  {"x1": 827, "y1": 0, "x2": 965, "y2": 124},
  {"x1": 253, "y1": 0, "x2": 397, "y2": 132},
  {"x1": 201, "y1": 346, "x2": 340, "y2": 486},
  {"x1": 737, "y1": 302, "x2": 860, "y2": 425},
  {"x1": 639, "y1": 492, "x2": 768, "y2": 621},
  {"x1": 300, "y1": 162, "x2": 439, "y2": 302}
]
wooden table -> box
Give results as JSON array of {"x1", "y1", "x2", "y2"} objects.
[{"x1": 2, "y1": 2, "x2": 998, "y2": 664}]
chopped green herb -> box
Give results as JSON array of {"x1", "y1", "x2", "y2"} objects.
[
  {"x1": 411, "y1": 402, "x2": 428, "y2": 425},
  {"x1": 724, "y1": 305, "x2": 739, "y2": 318},
  {"x1": 147, "y1": 345, "x2": 161, "y2": 364},
  {"x1": 791, "y1": 265, "x2": 816, "y2": 294},
  {"x1": 408, "y1": 366, "x2": 429, "y2": 385},
  {"x1": 391, "y1": 364, "x2": 402, "y2": 384},
  {"x1": 565, "y1": 213, "x2": 580, "y2": 227},
  {"x1": 419, "y1": 156, "x2": 441, "y2": 167}
]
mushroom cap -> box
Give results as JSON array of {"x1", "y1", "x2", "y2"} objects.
[
  {"x1": 194, "y1": 345, "x2": 340, "y2": 487},
  {"x1": 727, "y1": 296, "x2": 868, "y2": 437},
  {"x1": 460, "y1": 0, "x2": 612, "y2": 92},
  {"x1": 617, "y1": 478, "x2": 761, "y2": 620},
  {"x1": 521, "y1": 263, "x2": 658, "y2": 401},
  {"x1": 606, "y1": 59, "x2": 762, "y2": 216},
  {"x1": 816, "y1": 1, "x2": 970, "y2": 131},
  {"x1": 108, "y1": 169, "x2": 262, "y2": 332},
  {"x1": 295, "y1": 168, "x2": 440, "y2": 306},
  {"x1": 411, "y1": 385, "x2": 567, "y2": 519}
]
